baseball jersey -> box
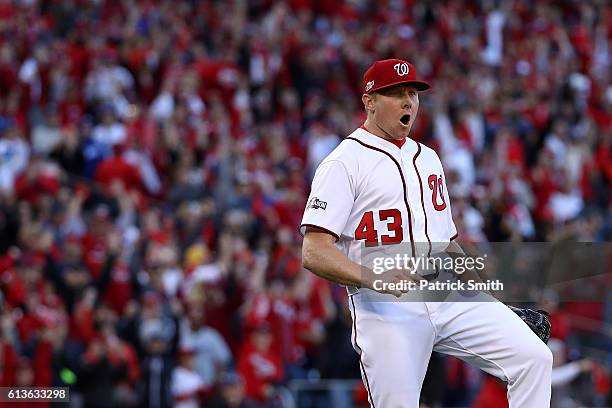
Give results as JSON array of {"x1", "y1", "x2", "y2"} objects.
[{"x1": 300, "y1": 127, "x2": 457, "y2": 279}]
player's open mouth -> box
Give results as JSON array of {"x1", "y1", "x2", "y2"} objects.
[{"x1": 400, "y1": 114, "x2": 411, "y2": 126}]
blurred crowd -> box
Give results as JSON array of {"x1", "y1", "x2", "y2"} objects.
[{"x1": 0, "y1": 0, "x2": 610, "y2": 407}]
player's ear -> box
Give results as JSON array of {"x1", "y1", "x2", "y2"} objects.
[{"x1": 362, "y1": 93, "x2": 375, "y2": 113}]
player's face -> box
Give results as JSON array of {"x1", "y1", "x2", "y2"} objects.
[{"x1": 367, "y1": 84, "x2": 419, "y2": 139}]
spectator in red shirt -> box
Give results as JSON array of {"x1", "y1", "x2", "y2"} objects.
[
  {"x1": 237, "y1": 323, "x2": 284, "y2": 404},
  {"x1": 0, "y1": 308, "x2": 18, "y2": 388},
  {"x1": 94, "y1": 145, "x2": 144, "y2": 197}
]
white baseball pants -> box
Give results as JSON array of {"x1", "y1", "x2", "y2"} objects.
[{"x1": 348, "y1": 292, "x2": 552, "y2": 408}]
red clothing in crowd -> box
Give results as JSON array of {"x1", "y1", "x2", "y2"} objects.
[
  {"x1": 0, "y1": 341, "x2": 17, "y2": 386},
  {"x1": 71, "y1": 301, "x2": 96, "y2": 344},
  {"x1": 530, "y1": 165, "x2": 557, "y2": 221},
  {"x1": 102, "y1": 260, "x2": 134, "y2": 315},
  {"x1": 595, "y1": 143, "x2": 612, "y2": 186},
  {"x1": 237, "y1": 338, "x2": 284, "y2": 403},
  {"x1": 0, "y1": 267, "x2": 28, "y2": 308},
  {"x1": 109, "y1": 342, "x2": 140, "y2": 385},
  {"x1": 32, "y1": 340, "x2": 53, "y2": 387},
  {"x1": 243, "y1": 291, "x2": 302, "y2": 365},
  {"x1": 14, "y1": 170, "x2": 61, "y2": 206},
  {"x1": 472, "y1": 375, "x2": 508, "y2": 408},
  {"x1": 16, "y1": 312, "x2": 45, "y2": 345},
  {"x1": 0, "y1": 340, "x2": 55, "y2": 408},
  {"x1": 94, "y1": 155, "x2": 143, "y2": 194},
  {"x1": 549, "y1": 311, "x2": 571, "y2": 341},
  {"x1": 81, "y1": 233, "x2": 108, "y2": 280}
]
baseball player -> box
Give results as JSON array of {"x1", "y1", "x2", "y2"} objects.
[{"x1": 300, "y1": 59, "x2": 552, "y2": 407}]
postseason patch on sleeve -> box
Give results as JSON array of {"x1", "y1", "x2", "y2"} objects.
[{"x1": 308, "y1": 197, "x2": 327, "y2": 210}]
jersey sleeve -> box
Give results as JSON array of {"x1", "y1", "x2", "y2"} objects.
[{"x1": 300, "y1": 160, "x2": 354, "y2": 240}]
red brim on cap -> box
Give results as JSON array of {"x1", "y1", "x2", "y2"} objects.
[{"x1": 367, "y1": 79, "x2": 431, "y2": 93}]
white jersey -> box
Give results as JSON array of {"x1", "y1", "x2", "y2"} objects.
[{"x1": 300, "y1": 127, "x2": 457, "y2": 274}]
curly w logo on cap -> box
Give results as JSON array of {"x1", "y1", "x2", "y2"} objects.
[{"x1": 393, "y1": 62, "x2": 410, "y2": 76}]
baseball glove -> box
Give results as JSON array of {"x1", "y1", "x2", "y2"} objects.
[{"x1": 508, "y1": 306, "x2": 551, "y2": 344}]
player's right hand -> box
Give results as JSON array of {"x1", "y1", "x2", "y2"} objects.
[{"x1": 362, "y1": 268, "x2": 424, "y2": 298}]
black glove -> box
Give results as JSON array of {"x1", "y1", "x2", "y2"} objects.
[{"x1": 508, "y1": 306, "x2": 551, "y2": 344}]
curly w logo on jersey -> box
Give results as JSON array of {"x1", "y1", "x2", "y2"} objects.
[{"x1": 428, "y1": 174, "x2": 447, "y2": 211}]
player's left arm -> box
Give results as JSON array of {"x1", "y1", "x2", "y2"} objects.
[
  {"x1": 444, "y1": 240, "x2": 491, "y2": 293},
  {"x1": 445, "y1": 240, "x2": 551, "y2": 343}
]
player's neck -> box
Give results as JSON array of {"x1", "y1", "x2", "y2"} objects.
[{"x1": 361, "y1": 121, "x2": 406, "y2": 149}]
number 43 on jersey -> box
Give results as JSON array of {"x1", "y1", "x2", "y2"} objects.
[{"x1": 355, "y1": 209, "x2": 403, "y2": 246}]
